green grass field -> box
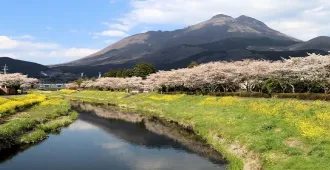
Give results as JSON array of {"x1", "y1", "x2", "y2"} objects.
[
  {"x1": 0, "y1": 94, "x2": 77, "y2": 149},
  {"x1": 61, "y1": 90, "x2": 330, "y2": 170}
]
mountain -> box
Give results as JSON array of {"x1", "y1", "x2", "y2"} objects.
[
  {"x1": 53, "y1": 14, "x2": 330, "y2": 76},
  {"x1": 57, "y1": 14, "x2": 299, "y2": 67},
  {"x1": 287, "y1": 36, "x2": 330, "y2": 51},
  {"x1": 0, "y1": 57, "x2": 50, "y2": 78}
]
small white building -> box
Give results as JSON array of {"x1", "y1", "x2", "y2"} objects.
[{"x1": 39, "y1": 84, "x2": 66, "y2": 90}]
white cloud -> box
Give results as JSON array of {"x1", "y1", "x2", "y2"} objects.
[
  {"x1": 0, "y1": 53, "x2": 17, "y2": 58},
  {"x1": 102, "y1": 22, "x2": 131, "y2": 31},
  {"x1": 46, "y1": 26, "x2": 53, "y2": 30},
  {"x1": 96, "y1": 30, "x2": 129, "y2": 37},
  {"x1": 103, "y1": 0, "x2": 330, "y2": 40},
  {"x1": 18, "y1": 41, "x2": 60, "y2": 50},
  {"x1": 14, "y1": 34, "x2": 35, "y2": 40},
  {"x1": 63, "y1": 48, "x2": 98, "y2": 57},
  {"x1": 0, "y1": 36, "x2": 18, "y2": 49},
  {"x1": 68, "y1": 120, "x2": 99, "y2": 131},
  {"x1": 0, "y1": 35, "x2": 99, "y2": 63}
]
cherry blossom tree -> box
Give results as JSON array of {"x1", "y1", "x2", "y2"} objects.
[
  {"x1": 0, "y1": 73, "x2": 39, "y2": 90},
  {"x1": 77, "y1": 53, "x2": 330, "y2": 94}
]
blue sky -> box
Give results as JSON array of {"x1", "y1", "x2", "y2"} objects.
[{"x1": 0, "y1": 0, "x2": 329, "y2": 65}]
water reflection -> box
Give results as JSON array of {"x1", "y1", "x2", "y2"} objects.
[
  {"x1": 0, "y1": 102, "x2": 227, "y2": 170},
  {"x1": 78, "y1": 112, "x2": 187, "y2": 149}
]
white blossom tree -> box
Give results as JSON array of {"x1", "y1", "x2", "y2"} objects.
[
  {"x1": 0, "y1": 73, "x2": 38, "y2": 89},
  {"x1": 77, "y1": 53, "x2": 330, "y2": 94}
]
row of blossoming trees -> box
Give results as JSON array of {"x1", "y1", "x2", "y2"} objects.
[
  {"x1": 67, "y1": 54, "x2": 330, "y2": 94},
  {"x1": 0, "y1": 73, "x2": 39, "y2": 92}
]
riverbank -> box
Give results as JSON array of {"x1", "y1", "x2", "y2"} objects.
[
  {"x1": 58, "y1": 90, "x2": 330, "y2": 170},
  {"x1": 0, "y1": 94, "x2": 78, "y2": 150}
]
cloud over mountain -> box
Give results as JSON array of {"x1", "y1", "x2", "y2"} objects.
[{"x1": 101, "y1": 0, "x2": 330, "y2": 41}]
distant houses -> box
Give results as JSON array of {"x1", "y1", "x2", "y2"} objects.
[
  {"x1": 0, "y1": 86, "x2": 17, "y2": 95},
  {"x1": 0, "y1": 64, "x2": 17, "y2": 95},
  {"x1": 39, "y1": 84, "x2": 66, "y2": 90}
]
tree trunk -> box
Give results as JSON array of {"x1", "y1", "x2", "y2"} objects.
[{"x1": 290, "y1": 84, "x2": 295, "y2": 93}]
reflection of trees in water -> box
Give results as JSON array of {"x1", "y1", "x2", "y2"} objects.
[
  {"x1": 78, "y1": 111, "x2": 181, "y2": 149},
  {"x1": 72, "y1": 101, "x2": 227, "y2": 165},
  {"x1": 0, "y1": 132, "x2": 61, "y2": 163},
  {"x1": 145, "y1": 118, "x2": 226, "y2": 164},
  {"x1": 0, "y1": 140, "x2": 45, "y2": 163}
]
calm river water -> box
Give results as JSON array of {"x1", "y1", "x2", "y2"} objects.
[{"x1": 0, "y1": 104, "x2": 227, "y2": 170}]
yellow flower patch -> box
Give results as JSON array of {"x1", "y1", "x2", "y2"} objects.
[
  {"x1": 0, "y1": 94, "x2": 46, "y2": 118},
  {"x1": 59, "y1": 89, "x2": 77, "y2": 94},
  {"x1": 199, "y1": 97, "x2": 217, "y2": 105},
  {"x1": 316, "y1": 111, "x2": 330, "y2": 124},
  {"x1": 248, "y1": 102, "x2": 279, "y2": 115},
  {"x1": 218, "y1": 97, "x2": 241, "y2": 106},
  {"x1": 149, "y1": 94, "x2": 185, "y2": 101},
  {"x1": 298, "y1": 120, "x2": 325, "y2": 138},
  {"x1": 199, "y1": 96, "x2": 240, "y2": 106},
  {"x1": 0, "y1": 97, "x2": 9, "y2": 105}
]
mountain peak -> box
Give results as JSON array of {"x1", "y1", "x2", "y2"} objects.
[
  {"x1": 236, "y1": 15, "x2": 267, "y2": 27},
  {"x1": 211, "y1": 14, "x2": 233, "y2": 19},
  {"x1": 57, "y1": 13, "x2": 302, "y2": 69},
  {"x1": 309, "y1": 36, "x2": 330, "y2": 41}
]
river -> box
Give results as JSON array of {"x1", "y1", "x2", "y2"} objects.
[{"x1": 0, "y1": 102, "x2": 227, "y2": 170}]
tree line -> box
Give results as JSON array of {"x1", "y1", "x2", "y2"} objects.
[
  {"x1": 67, "y1": 54, "x2": 330, "y2": 95},
  {"x1": 103, "y1": 62, "x2": 156, "y2": 79}
]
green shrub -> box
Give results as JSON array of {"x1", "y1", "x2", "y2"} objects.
[
  {"x1": 208, "y1": 92, "x2": 270, "y2": 98},
  {"x1": 275, "y1": 93, "x2": 330, "y2": 101},
  {"x1": 19, "y1": 129, "x2": 47, "y2": 144}
]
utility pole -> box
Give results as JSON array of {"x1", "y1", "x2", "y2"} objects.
[{"x1": 2, "y1": 64, "x2": 8, "y2": 74}]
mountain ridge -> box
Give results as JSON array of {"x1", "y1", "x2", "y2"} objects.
[
  {"x1": 57, "y1": 14, "x2": 300, "y2": 67},
  {"x1": 0, "y1": 57, "x2": 50, "y2": 78}
]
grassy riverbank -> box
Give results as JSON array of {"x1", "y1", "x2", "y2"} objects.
[
  {"x1": 0, "y1": 94, "x2": 78, "y2": 150},
  {"x1": 59, "y1": 90, "x2": 330, "y2": 170}
]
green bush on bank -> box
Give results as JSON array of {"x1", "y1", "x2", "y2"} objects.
[
  {"x1": 19, "y1": 129, "x2": 47, "y2": 144},
  {"x1": 20, "y1": 111, "x2": 78, "y2": 144},
  {"x1": 39, "y1": 111, "x2": 78, "y2": 132},
  {"x1": 274, "y1": 93, "x2": 330, "y2": 100}
]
